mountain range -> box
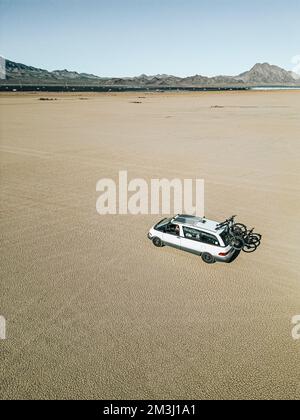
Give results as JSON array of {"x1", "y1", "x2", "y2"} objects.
[{"x1": 1, "y1": 59, "x2": 300, "y2": 88}]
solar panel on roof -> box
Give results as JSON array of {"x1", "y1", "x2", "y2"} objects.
[{"x1": 175, "y1": 217, "x2": 187, "y2": 223}]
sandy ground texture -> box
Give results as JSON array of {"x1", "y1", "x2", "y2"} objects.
[{"x1": 0, "y1": 91, "x2": 300, "y2": 400}]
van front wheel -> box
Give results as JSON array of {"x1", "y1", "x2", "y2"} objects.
[
  {"x1": 202, "y1": 253, "x2": 216, "y2": 264},
  {"x1": 152, "y1": 237, "x2": 164, "y2": 248}
]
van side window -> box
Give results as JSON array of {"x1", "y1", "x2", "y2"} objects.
[
  {"x1": 166, "y1": 224, "x2": 180, "y2": 236},
  {"x1": 200, "y1": 232, "x2": 220, "y2": 246},
  {"x1": 183, "y1": 227, "x2": 201, "y2": 241}
]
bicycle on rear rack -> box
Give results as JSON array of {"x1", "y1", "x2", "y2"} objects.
[
  {"x1": 242, "y1": 228, "x2": 262, "y2": 253},
  {"x1": 216, "y1": 215, "x2": 247, "y2": 251}
]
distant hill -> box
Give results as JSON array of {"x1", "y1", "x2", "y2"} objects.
[
  {"x1": 1, "y1": 59, "x2": 300, "y2": 88},
  {"x1": 3, "y1": 59, "x2": 101, "y2": 84},
  {"x1": 236, "y1": 63, "x2": 296, "y2": 84},
  {"x1": 290, "y1": 71, "x2": 300, "y2": 80}
]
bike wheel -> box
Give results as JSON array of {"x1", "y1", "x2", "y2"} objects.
[
  {"x1": 229, "y1": 236, "x2": 245, "y2": 251},
  {"x1": 232, "y1": 223, "x2": 247, "y2": 236},
  {"x1": 246, "y1": 235, "x2": 261, "y2": 245},
  {"x1": 243, "y1": 243, "x2": 257, "y2": 253}
]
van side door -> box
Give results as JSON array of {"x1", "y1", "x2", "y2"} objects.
[
  {"x1": 181, "y1": 227, "x2": 203, "y2": 255},
  {"x1": 198, "y1": 231, "x2": 221, "y2": 255},
  {"x1": 162, "y1": 223, "x2": 182, "y2": 250}
]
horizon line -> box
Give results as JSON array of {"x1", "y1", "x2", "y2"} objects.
[{"x1": 2, "y1": 56, "x2": 295, "y2": 80}]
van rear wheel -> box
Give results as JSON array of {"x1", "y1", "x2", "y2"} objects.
[
  {"x1": 202, "y1": 253, "x2": 216, "y2": 264},
  {"x1": 152, "y1": 237, "x2": 164, "y2": 248}
]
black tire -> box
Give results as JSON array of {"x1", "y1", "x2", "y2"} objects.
[
  {"x1": 229, "y1": 236, "x2": 245, "y2": 251},
  {"x1": 152, "y1": 237, "x2": 164, "y2": 248},
  {"x1": 201, "y1": 253, "x2": 216, "y2": 264},
  {"x1": 245, "y1": 235, "x2": 261, "y2": 246},
  {"x1": 251, "y1": 233, "x2": 262, "y2": 243},
  {"x1": 232, "y1": 223, "x2": 247, "y2": 236},
  {"x1": 243, "y1": 243, "x2": 257, "y2": 253}
]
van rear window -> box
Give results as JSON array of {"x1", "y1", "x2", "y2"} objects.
[{"x1": 220, "y1": 230, "x2": 231, "y2": 246}]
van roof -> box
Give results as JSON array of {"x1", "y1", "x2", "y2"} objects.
[{"x1": 172, "y1": 215, "x2": 221, "y2": 234}]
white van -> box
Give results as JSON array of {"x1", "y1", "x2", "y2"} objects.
[{"x1": 148, "y1": 215, "x2": 240, "y2": 264}]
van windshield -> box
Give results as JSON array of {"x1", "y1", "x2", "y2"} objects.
[{"x1": 154, "y1": 218, "x2": 172, "y2": 231}]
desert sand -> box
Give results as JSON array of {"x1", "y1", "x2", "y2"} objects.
[{"x1": 0, "y1": 91, "x2": 300, "y2": 400}]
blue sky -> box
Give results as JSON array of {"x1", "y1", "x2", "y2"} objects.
[{"x1": 0, "y1": 0, "x2": 299, "y2": 77}]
